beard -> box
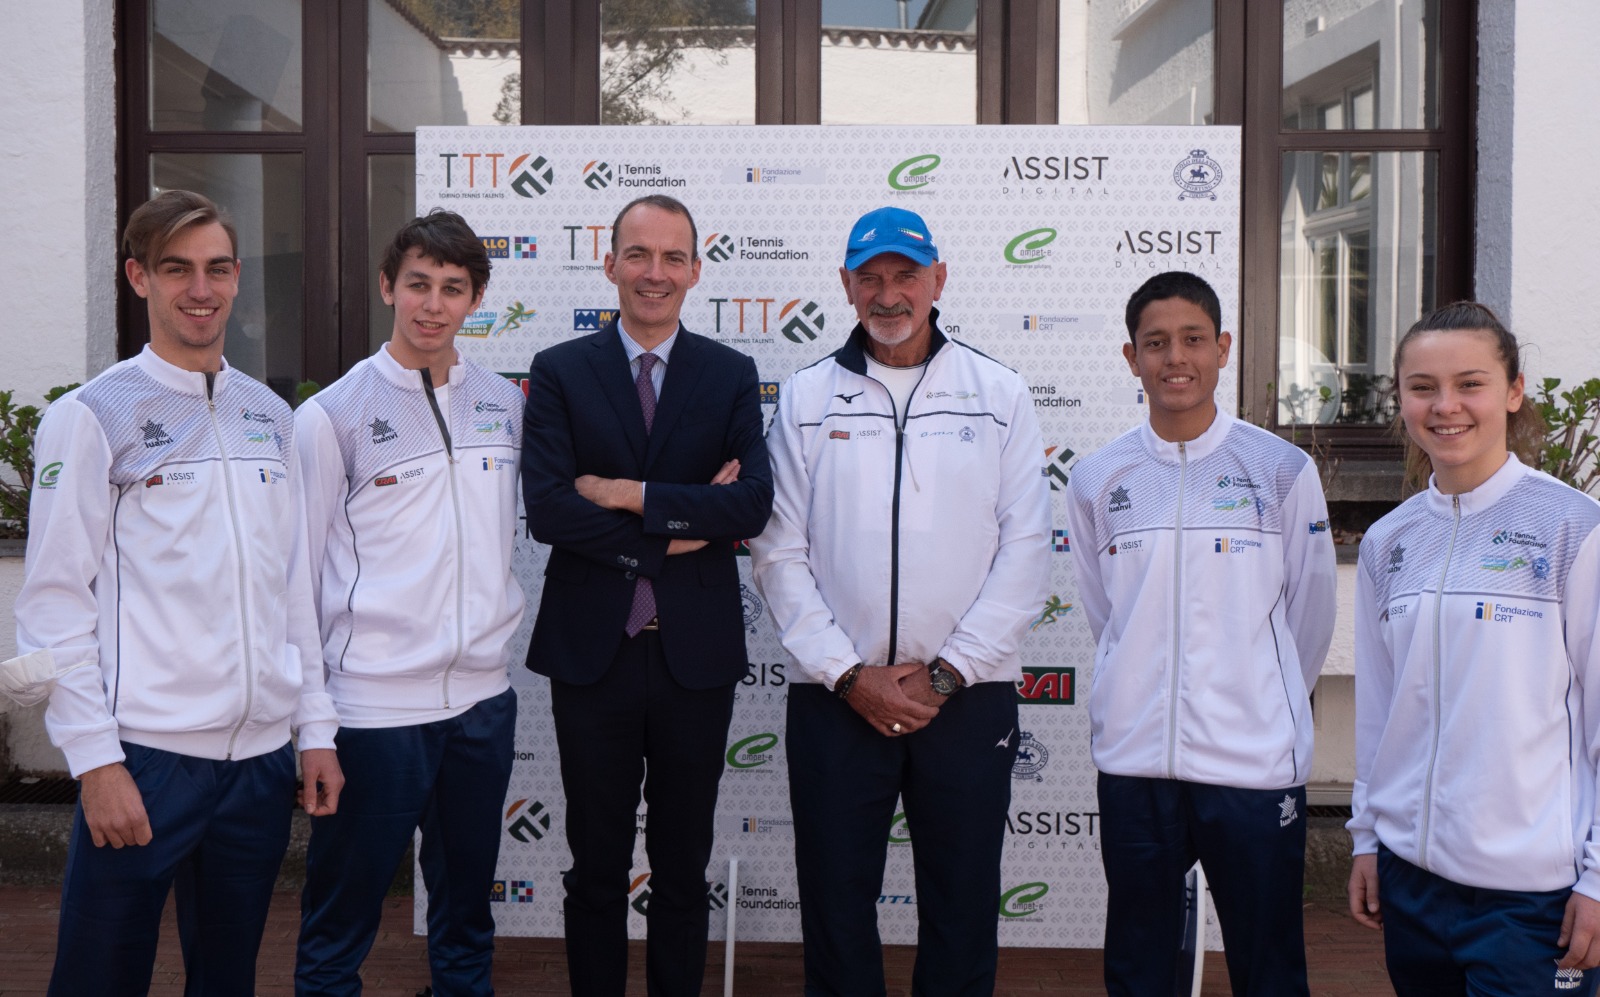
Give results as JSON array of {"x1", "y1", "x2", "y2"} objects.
[{"x1": 863, "y1": 305, "x2": 915, "y2": 348}]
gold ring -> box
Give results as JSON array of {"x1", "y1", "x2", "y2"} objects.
[{"x1": 892, "y1": 723, "x2": 903, "y2": 733}]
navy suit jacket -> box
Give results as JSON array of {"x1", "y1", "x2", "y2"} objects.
[{"x1": 521, "y1": 322, "x2": 773, "y2": 689}]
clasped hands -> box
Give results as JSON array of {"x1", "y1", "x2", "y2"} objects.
[{"x1": 846, "y1": 661, "x2": 962, "y2": 738}]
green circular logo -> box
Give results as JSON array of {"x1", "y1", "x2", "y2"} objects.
[
  {"x1": 725, "y1": 732, "x2": 779, "y2": 769},
  {"x1": 999, "y1": 881, "x2": 1049, "y2": 917},
  {"x1": 888, "y1": 811, "x2": 912, "y2": 844},
  {"x1": 888, "y1": 154, "x2": 941, "y2": 191},
  {"x1": 1004, "y1": 228, "x2": 1058, "y2": 265}
]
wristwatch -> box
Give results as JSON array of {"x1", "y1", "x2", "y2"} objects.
[{"x1": 928, "y1": 657, "x2": 961, "y2": 697}]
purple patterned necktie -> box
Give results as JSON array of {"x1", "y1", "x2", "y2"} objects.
[{"x1": 624, "y1": 353, "x2": 659, "y2": 636}]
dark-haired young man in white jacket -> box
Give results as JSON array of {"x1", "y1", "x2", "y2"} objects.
[
  {"x1": 292, "y1": 211, "x2": 525, "y2": 996},
  {"x1": 1064, "y1": 271, "x2": 1336, "y2": 996}
]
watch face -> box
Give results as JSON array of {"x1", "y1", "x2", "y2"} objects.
[{"x1": 930, "y1": 666, "x2": 959, "y2": 696}]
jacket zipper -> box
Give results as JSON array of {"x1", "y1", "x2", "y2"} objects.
[
  {"x1": 206, "y1": 375, "x2": 253, "y2": 759},
  {"x1": 874, "y1": 360, "x2": 932, "y2": 668},
  {"x1": 421, "y1": 369, "x2": 466, "y2": 709},
  {"x1": 1418, "y1": 494, "x2": 1461, "y2": 870},
  {"x1": 1167, "y1": 439, "x2": 1188, "y2": 778}
]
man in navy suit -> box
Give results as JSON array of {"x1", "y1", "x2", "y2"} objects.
[{"x1": 521, "y1": 194, "x2": 773, "y2": 996}]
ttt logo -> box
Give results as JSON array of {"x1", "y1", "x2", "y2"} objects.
[{"x1": 504, "y1": 798, "x2": 551, "y2": 842}]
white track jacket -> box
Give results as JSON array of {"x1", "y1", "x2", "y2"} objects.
[
  {"x1": 1349, "y1": 455, "x2": 1600, "y2": 896},
  {"x1": 293, "y1": 346, "x2": 524, "y2": 724},
  {"x1": 15, "y1": 347, "x2": 337, "y2": 777},
  {"x1": 750, "y1": 321, "x2": 1051, "y2": 687},
  {"x1": 1064, "y1": 411, "x2": 1336, "y2": 790}
]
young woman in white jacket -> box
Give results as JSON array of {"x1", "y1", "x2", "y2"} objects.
[{"x1": 1347, "y1": 302, "x2": 1600, "y2": 994}]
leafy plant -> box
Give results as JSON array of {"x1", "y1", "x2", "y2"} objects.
[
  {"x1": 0, "y1": 384, "x2": 80, "y2": 538},
  {"x1": 1534, "y1": 376, "x2": 1600, "y2": 495},
  {"x1": 295, "y1": 380, "x2": 322, "y2": 407}
]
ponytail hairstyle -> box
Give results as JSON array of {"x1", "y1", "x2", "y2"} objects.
[{"x1": 1393, "y1": 301, "x2": 1546, "y2": 492}]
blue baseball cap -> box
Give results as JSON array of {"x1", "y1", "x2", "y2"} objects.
[{"x1": 844, "y1": 206, "x2": 939, "y2": 270}]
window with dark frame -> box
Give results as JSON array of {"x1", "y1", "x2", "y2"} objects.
[{"x1": 117, "y1": 0, "x2": 1474, "y2": 478}]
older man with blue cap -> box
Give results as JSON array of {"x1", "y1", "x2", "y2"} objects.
[{"x1": 750, "y1": 206, "x2": 1051, "y2": 994}]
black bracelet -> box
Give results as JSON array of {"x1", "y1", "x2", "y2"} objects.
[{"x1": 835, "y1": 663, "x2": 864, "y2": 700}]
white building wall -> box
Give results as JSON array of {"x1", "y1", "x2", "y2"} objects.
[
  {"x1": 1481, "y1": 0, "x2": 1600, "y2": 387},
  {"x1": 0, "y1": 0, "x2": 115, "y2": 776},
  {"x1": 1, "y1": 0, "x2": 117, "y2": 408}
]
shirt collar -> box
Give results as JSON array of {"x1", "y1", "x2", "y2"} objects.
[
  {"x1": 1423, "y1": 452, "x2": 1528, "y2": 517},
  {"x1": 1138, "y1": 406, "x2": 1234, "y2": 463},
  {"x1": 618, "y1": 324, "x2": 678, "y2": 367}
]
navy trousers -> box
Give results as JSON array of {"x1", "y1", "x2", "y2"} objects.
[
  {"x1": 787, "y1": 680, "x2": 1019, "y2": 997},
  {"x1": 295, "y1": 687, "x2": 517, "y2": 997},
  {"x1": 550, "y1": 629, "x2": 737, "y2": 997},
  {"x1": 1378, "y1": 845, "x2": 1599, "y2": 996},
  {"x1": 49, "y1": 741, "x2": 297, "y2": 997},
  {"x1": 1098, "y1": 773, "x2": 1309, "y2": 997}
]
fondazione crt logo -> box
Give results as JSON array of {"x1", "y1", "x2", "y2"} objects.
[{"x1": 888, "y1": 154, "x2": 941, "y2": 191}]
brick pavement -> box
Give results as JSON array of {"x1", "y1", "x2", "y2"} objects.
[{"x1": 0, "y1": 886, "x2": 1390, "y2": 995}]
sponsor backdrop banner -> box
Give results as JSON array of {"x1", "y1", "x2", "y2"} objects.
[{"x1": 414, "y1": 124, "x2": 1239, "y2": 947}]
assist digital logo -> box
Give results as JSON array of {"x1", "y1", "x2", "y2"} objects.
[{"x1": 1000, "y1": 154, "x2": 1112, "y2": 198}]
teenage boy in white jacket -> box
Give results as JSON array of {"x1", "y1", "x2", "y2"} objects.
[
  {"x1": 1064, "y1": 271, "x2": 1336, "y2": 996},
  {"x1": 292, "y1": 211, "x2": 525, "y2": 996},
  {"x1": 14, "y1": 190, "x2": 342, "y2": 996}
]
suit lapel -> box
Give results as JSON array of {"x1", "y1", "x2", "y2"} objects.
[
  {"x1": 584, "y1": 325, "x2": 649, "y2": 466},
  {"x1": 645, "y1": 327, "x2": 707, "y2": 471}
]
